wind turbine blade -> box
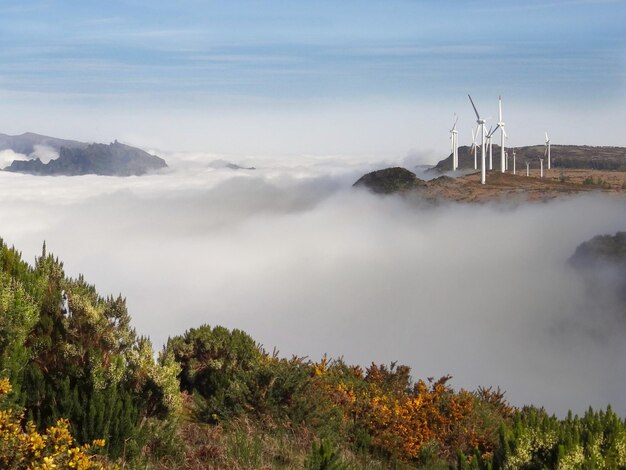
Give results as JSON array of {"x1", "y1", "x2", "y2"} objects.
[
  {"x1": 499, "y1": 96, "x2": 502, "y2": 122},
  {"x1": 453, "y1": 115, "x2": 458, "y2": 130},
  {"x1": 544, "y1": 147, "x2": 548, "y2": 157},
  {"x1": 471, "y1": 127, "x2": 476, "y2": 143},
  {"x1": 468, "y1": 94, "x2": 480, "y2": 120},
  {"x1": 545, "y1": 131, "x2": 549, "y2": 142},
  {"x1": 501, "y1": 126, "x2": 508, "y2": 138},
  {"x1": 489, "y1": 124, "x2": 500, "y2": 137}
]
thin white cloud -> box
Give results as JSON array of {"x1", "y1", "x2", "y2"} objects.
[
  {"x1": 0, "y1": 150, "x2": 28, "y2": 169},
  {"x1": 508, "y1": 0, "x2": 623, "y2": 10},
  {"x1": 352, "y1": 44, "x2": 499, "y2": 56},
  {"x1": 74, "y1": 27, "x2": 208, "y2": 46},
  {"x1": 31, "y1": 145, "x2": 59, "y2": 164}
]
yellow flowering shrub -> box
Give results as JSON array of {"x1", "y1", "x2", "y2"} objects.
[
  {"x1": 316, "y1": 363, "x2": 500, "y2": 463},
  {"x1": 356, "y1": 376, "x2": 479, "y2": 459},
  {"x1": 0, "y1": 378, "x2": 112, "y2": 469}
]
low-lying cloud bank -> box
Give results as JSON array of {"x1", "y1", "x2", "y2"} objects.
[{"x1": 1, "y1": 152, "x2": 625, "y2": 416}]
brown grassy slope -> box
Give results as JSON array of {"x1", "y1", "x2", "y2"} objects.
[
  {"x1": 424, "y1": 169, "x2": 626, "y2": 203},
  {"x1": 356, "y1": 167, "x2": 626, "y2": 203}
]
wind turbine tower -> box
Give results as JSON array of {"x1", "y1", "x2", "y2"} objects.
[
  {"x1": 450, "y1": 114, "x2": 459, "y2": 171},
  {"x1": 545, "y1": 132, "x2": 551, "y2": 169},
  {"x1": 512, "y1": 149, "x2": 516, "y2": 175},
  {"x1": 468, "y1": 94, "x2": 487, "y2": 184},
  {"x1": 471, "y1": 127, "x2": 478, "y2": 170},
  {"x1": 498, "y1": 96, "x2": 508, "y2": 173},
  {"x1": 487, "y1": 126, "x2": 493, "y2": 170},
  {"x1": 526, "y1": 161, "x2": 530, "y2": 176},
  {"x1": 486, "y1": 125, "x2": 500, "y2": 172},
  {"x1": 540, "y1": 158, "x2": 544, "y2": 178}
]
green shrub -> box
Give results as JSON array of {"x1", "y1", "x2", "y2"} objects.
[
  {"x1": 166, "y1": 324, "x2": 262, "y2": 422},
  {"x1": 305, "y1": 439, "x2": 351, "y2": 470},
  {"x1": 0, "y1": 240, "x2": 180, "y2": 460}
]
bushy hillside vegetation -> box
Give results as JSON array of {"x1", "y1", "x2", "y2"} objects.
[
  {"x1": 2, "y1": 238, "x2": 626, "y2": 468},
  {"x1": 0, "y1": 239, "x2": 180, "y2": 464}
]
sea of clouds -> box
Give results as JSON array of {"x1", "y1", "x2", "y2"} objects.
[{"x1": 0, "y1": 151, "x2": 624, "y2": 416}]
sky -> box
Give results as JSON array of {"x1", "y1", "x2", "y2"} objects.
[{"x1": 1, "y1": 0, "x2": 625, "y2": 158}]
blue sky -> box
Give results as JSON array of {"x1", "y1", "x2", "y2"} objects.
[{"x1": 1, "y1": 0, "x2": 625, "y2": 157}]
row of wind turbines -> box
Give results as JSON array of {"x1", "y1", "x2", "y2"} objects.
[{"x1": 449, "y1": 95, "x2": 552, "y2": 184}]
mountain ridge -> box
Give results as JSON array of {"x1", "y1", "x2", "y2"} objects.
[
  {"x1": 433, "y1": 144, "x2": 626, "y2": 172},
  {"x1": 0, "y1": 132, "x2": 88, "y2": 155},
  {"x1": 0, "y1": 132, "x2": 167, "y2": 176}
]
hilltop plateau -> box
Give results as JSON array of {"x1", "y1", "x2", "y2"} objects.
[{"x1": 355, "y1": 167, "x2": 626, "y2": 203}]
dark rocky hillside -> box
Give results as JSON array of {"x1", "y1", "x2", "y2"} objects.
[
  {"x1": 569, "y1": 232, "x2": 626, "y2": 269},
  {"x1": 569, "y1": 231, "x2": 626, "y2": 307},
  {"x1": 353, "y1": 167, "x2": 426, "y2": 194},
  {"x1": 433, "y1": 145, "x2": 626, "y2": 172}
]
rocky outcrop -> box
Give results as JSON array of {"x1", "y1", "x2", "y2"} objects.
[{"x1": 353, "y1": 167, "x2": 426, "y2": 194}]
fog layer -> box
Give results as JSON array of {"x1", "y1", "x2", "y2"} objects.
[{"x1": 1, "y1": 154, "x2": 624, "y2": 416}]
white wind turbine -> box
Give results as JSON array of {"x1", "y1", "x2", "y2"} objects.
[
  {"x1": 540, "y1": 158, "x2": 544, "y2": 178},
  {"x1": 468, "y1": 94, "x2": 487, "y2": 184},
  {"x1": 486, "y1": 125, "x2": 500, "y2": 171},
  {"x1": 526, "y1": 161, "x2": 530, "y2": 176},
  {"x1": 450, "y1": 114, "x2": 459, "y2": 171},
  {"x1": 545, "y1": 132, "x2": 551, "y2": 169},
  {"x1": 498, "y1": 96, "x2": 508, "y2": 173},
  {"x1": 470, "y1": 127, "x2": 479, "y2": 170}
]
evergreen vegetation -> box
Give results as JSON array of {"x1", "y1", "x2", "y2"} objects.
[
  {"x1": 0, "y1": 238, "x2": 180, "y2": 463},
  {"x1": 0, "y1": 377, "x2": 109, "y2": 469},
  {"x1": 2, "y1": 237, "x2": 626, "y2": 468}
]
